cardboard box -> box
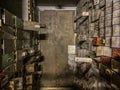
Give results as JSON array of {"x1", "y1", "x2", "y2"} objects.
[
  {"x1": 113, "y1": 10, "x2": 120, "y2": 17},
  {"x1": 113, "y1": 17, "x2": 120, "y2": 25},
  {"x1": 111, "y1": 37, "x2": 120, "y2": 48},
  {"x1": 99, "y1": 0, "x2": 105, "y2": 8},
  {"x1": 105, "y1": 27, "x2": 112, "y2": 37},
  {"x1": 105, "y1": 37, "x2": 111, "y2": 47},
  {"x1": 113, "y1": 25, "x2": 120, "y2": 36},
  {"x1": 25, "y1": 64, "x2": 35, "y2": 73},
  {"x1": 106, "y1": 7, "x2": 112, "y2": 14},
  {"x1": 105, "y1": 19, "x2": 112, "y2": 26},
  {"x1": 106, "y1": 0, "x2": 113, "y2": 8},
  {"x1": 113, "y1": 0, "x2": 120, "y2": 3},
  {"x1": 99, "y1": 28, "x2": 105, "y2": 37},
  {"x1": 100, "y1": 22, "x2": 104, "y2": 28},
  {"x1": 26, "y1": 75, "x2": 33, "y2": 85},
  {"x1": 113, "y1": 2, "x2": 120, "y2": 10},
  {"x1": 105, "y1": 14, "x2": 112, "y2": 20},
  {"x1": 96, "y1": 46, "x2": 112, "y2": 57}
]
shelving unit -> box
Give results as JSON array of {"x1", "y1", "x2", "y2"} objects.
[
  {"x1": 0, "y1": 6, "x2": 42, "y2": 89},
  {"x1": 74, "y1": 0, "x2": 120, "y2": 89}
]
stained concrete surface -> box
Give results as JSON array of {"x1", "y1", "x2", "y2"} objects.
[{"x1": 40, "y1": 10, "x2": 75, "y2": 87}]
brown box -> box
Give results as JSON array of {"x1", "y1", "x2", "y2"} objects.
[
  {"x1": 111, "y1": 37, "x2": 120, "y2": 48},
  {"x1": 113, "y1": 25, "x2": 120, "y2": 36},
  {"x1": 105, "y1": 27, "x2": 112, "y2": 37},
  {"x1": 25, "y1": 64, "x2": 35, "y2": 73},
  {"x1": 26, "y1": 75, "x2": 33, "y2": 85},
  {"x1": 26, "y1": 86, "x2": 32, "y2": 90}
]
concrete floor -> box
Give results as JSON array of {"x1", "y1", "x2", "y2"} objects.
[{"x1": 40, "y1": 87, "x2": 73, "y2": 90}]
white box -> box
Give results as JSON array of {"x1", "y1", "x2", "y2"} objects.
[{"x1": 68, "y1": 45, "x2": 76, "y2": 54}]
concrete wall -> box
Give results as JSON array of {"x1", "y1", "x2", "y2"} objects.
[{"x1": 40, "y1": 10, "x2": 75, "y2": 87}]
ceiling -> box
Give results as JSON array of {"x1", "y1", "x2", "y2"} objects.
[{"x1": 35, "y1": 0, "x2": 79, "y2": 7}]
